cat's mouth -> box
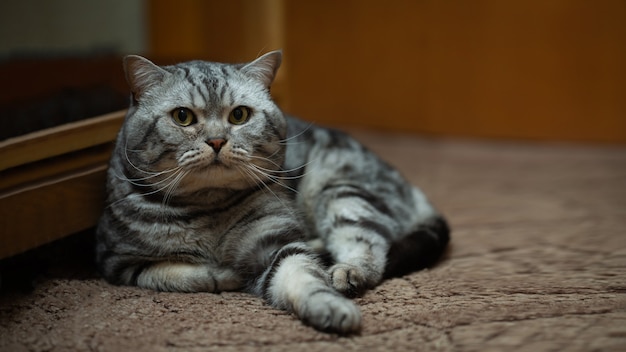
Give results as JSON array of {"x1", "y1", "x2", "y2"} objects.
[
  {"x1": 179, "y1": 147, "x2": 248, "y2": 175},
  {"x1": 179, "y1": 158, "x2": 228, "y2": 175},
  {"x1": 208, "y1": 158, "x2": 228, "y2": 168},
  {"x1": 198, "y1": 154, "x2": 239, "y2": 171},
  {"x1": 194, "y1": 157, "x2": 226, "y2": 171}
]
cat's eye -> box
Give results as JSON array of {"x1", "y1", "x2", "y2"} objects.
[
  {"x1": 171, "y1": 107, "x2": 197, "y2": 126},
  {"x1": 228, "y1": 106, "x2": 251, "y2": 125}
]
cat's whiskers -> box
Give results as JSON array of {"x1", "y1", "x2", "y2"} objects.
[
  {"x1": 160, "y1": 169, "x2": 190, "y2": 211},
  {"x1": 235, "y1": 164, "x2": 292, "y2": 211},
  {"x1": 248, "y1": 154, "x2": 281, "y2": 168},
  {"x1": 248, "y1": 165, "x2": 304, "y2": 183},
  {"x1": 278, "y1": 123, "x2": 314, "y2": 145},
  {"x1": 254, "y1": 145, "x2": 284, "y2": 166},
  {"x1": 112, "y1": 167, "x2": 181, "y2": 187},
  {"x1": 123, "y1": 137, "x2": 156, "y2": 173},
  {"x1": 107, "y1": 168, "x2": 187, "y2": 209},
  {"x1": 248, "y1": 154, "x2": 321, "y2": 190},
  {"x1": 249, "y1": 156, "x2": 316, "y2": 177},
  {"x1": 242, "y1": 163, "x2": 300, "y2": 195}
]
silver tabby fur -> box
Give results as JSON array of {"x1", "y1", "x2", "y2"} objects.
[{"x1": 96, "y1": 51, "x2": 449, "y2": 333}]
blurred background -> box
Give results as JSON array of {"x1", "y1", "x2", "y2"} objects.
[{"x1": 1, "y1": 0, "x2": 625, "y2": 143}]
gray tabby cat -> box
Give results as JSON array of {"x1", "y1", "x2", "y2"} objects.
[{"x1": 96, "y1": 50, "x2": 449, "y2": 333}]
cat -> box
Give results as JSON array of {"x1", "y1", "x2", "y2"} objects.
[{"x1": 95, "y1": 50, "x2": 449, "y2": 334}]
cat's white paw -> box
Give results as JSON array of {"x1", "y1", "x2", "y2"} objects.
[
  {"x1": 299, "y1": 291, "x2": 362, "y2": 334},
  {"x1": 329, "y1": 263, "x2": 369, "y2": 295}
]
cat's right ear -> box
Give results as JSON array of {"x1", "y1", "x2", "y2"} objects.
[{"x1": 123, "y1": 55, "x2": 168, "y2": 101}]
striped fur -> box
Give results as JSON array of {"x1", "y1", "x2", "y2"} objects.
[{"x1": 96, "y1": 51, "x2": 449, "y2": 333}]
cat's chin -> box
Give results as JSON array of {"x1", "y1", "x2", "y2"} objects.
[{"x1": 179, "y1": 165, "x2": 257, "y2": 193}]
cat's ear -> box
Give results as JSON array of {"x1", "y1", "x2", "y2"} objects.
[
  {"x1": 241, "y1": 50, "x2": 282, "y2": 88},
  {"x1": 123, "y1": 55, "x2": 168, "y2": 101}
]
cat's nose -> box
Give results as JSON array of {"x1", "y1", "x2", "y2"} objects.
[{"x1": 207, "y1": 138, "x2": 227, "y2": 153}]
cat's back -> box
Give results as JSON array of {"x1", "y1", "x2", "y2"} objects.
[{"x1": 284, "y1": 115, "x2": 403, "y2": 188}]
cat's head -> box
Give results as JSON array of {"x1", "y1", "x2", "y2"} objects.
[{"x1": 118, "y1": 51, "x2": 285, "y2": 194}]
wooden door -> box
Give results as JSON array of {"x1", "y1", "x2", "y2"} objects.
[{"x1": 149, "y1": 0, "x2": 626, "y2": 143}]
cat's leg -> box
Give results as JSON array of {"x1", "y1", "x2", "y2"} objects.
[
  {"x1": 135, "y1": 262, "x2": 242, "y2": 292},
  {"x1": 253, "y1": 242, "x2": 361, "y2": 333},
  {"x1": 326, "y1": 220, "x2": 391, "y2": 295},
  {"x1": 319, "y1": 186, "x2": 448, "y2": 295},
  {"x1": 327, "y1": 228, "x2": 388, "y2": 296},
  {"x1": 98, "y1": 253, "x2": 242, "y2": 292},
  {"x1": 311, "y1": 185, "x2": 398, "y2": 295}
]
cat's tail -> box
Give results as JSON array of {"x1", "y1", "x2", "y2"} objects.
[{"x1": 383, "y1": 216, "x2": 450, "y2": 278}]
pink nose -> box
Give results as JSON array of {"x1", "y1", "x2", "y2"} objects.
[{"x1": 207, "y1": 138, "x2": 227, "y2": 152}]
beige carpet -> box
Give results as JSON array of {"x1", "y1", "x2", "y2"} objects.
[{"x1": 1, "y1": 130, "x2": 625, "y2": 351}]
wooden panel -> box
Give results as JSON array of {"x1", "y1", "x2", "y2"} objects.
[
  {"x1": 0, "y1": 144, "x2": 113, "y2": 193},
  {"x1": 147, "y1": 0, "x2": 626, "y2": 143},
  {"x1": 0, "y1": 109, "x2": 124, "y2": 259},
  {"x1": 148, "y1": 0, "x2": 289, "y2": 107},
  {"x1": 283, "y1": 0, "x2": 626, "y2": 143},
  {"x1": 0, "y1": 111, "x2": 123, "y2": 259},
  {"x1": 0, "y1": 110, "x2": 125, "y2": 171},
  {"x1": 0, "y1": 166, "x2": 107, "y2": 259},
  {"x1": 148, "y1": 0, "x2": 283, "y2": 62}
]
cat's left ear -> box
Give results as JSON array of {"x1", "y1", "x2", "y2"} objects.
[{"x1": 241, "y1": 50, "x2": 282, "y2": 88}]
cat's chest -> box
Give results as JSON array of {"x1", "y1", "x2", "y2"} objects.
[
  {"x1": 150, "y1": 205, "x2": 250, "y2": 260},
  {"x1": 144, "y1": 188, "x2": 291, "y2": 261},
  {"x1": 158, "y1": 210, "x2": 232, "y2": 240}
]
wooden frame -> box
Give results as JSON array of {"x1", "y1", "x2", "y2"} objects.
[{"x1": 0, "y1": 110, "x2": 125, "y2": 259}]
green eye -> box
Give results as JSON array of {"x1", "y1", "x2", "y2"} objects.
[
  {"x1": 228, "y1": 106, "x2": 250, "y2": 125},
  {"x1": 171, "y1": 107, "x2": 196, "y2": 126}
]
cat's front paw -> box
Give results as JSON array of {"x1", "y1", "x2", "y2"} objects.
[
  {"x1": 299, "y1": 291, "x2": 361, "y2": 334},
  {"x1": 329, "y1": 263, "x2": 370, "y2": 296}
]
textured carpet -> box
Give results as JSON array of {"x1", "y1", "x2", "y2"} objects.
[{"x1": 1, "y1": 130, "x2": 625, "y2": 351}]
